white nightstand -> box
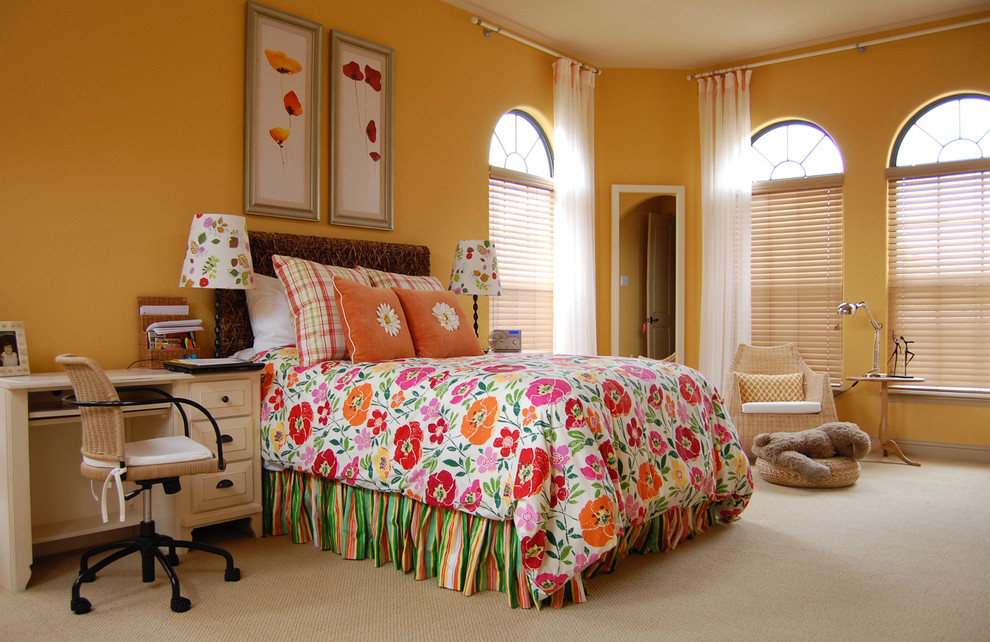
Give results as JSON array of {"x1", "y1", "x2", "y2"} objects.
[{"x1": 170, "y1": 370, "x2": 263, "y2": 540}]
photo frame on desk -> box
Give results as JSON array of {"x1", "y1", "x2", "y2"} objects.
[{"x1": 0, "y1": 321, "x2": 29, "y2": 376}]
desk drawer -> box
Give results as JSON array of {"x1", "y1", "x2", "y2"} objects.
[
  {"x1": 189, "y1": 415, "x2": 253, "y2": 460},
  {"x1": 189, "y1": 460, "x2": 255, "y2": 513},
  {"x1": 184, "y1": 378, "x2": 253, "y2": 418}
]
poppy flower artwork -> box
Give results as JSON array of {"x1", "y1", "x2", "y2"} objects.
[
  {"x1": 245, "y1": 4, "x2": 321, "y2": 221},
  {"x1": 263, "y1": 48, "x2": 304, "y2": 169},
  {"x1": 283, "y1": 91, "x2": 302, "y2": 117},
  {"x1": 330, "y1": 32, "x2": 394, "y2": 229},
  {"x1": 342, "y1": 58, "x2": 384, "y2": 165}
]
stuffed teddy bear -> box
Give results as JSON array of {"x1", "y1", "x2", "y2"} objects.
[{"x1": 751, "y1": 422, "x2": 872, "y2": 481}]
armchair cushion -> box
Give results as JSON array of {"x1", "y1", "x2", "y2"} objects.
[
  {"x1": 742, "y1": 401, "x2": 822, "y2": 414},
  {"x1": 735, "y1": 372, "x2": 804, "y2": 403}
]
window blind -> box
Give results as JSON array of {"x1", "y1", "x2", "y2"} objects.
[
  {"x1": 750, "y1": 175, "x2": 844, "y2": 382},
  {"x1": 886, "y1": 158, "x2": 990, "y2": 391},
  {"x1": 488, "y1": 168, "x2": 554, "y2": 352}
]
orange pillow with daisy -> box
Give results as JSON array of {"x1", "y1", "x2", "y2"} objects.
[
  {"x1": 332, "y1": 278, "x2": 415, "y2": 363},
  {"x1": 392, "y1": 288, "x2": 483, "y2": 358}
]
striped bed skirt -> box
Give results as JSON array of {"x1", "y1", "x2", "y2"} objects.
[{"x1": 263, "y1": 468, "x2": 720, "y2": 609}]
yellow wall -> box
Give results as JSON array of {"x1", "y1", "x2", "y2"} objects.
[
  {"x1": 3, "y1": 2, "x2": 988, "y2": 447},
  {"x1": 743, "y1": 21, "x2": 990, "y2": 447},
  {"x1": 0, "y1": 0, "x2": 553, "y2": 367},
  {"x1": 595, "y1": 19, "x2": 990, "y2": 448}
]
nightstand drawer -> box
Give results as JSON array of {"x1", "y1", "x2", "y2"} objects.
[
  {"x1": 184, "y1": 378, "x2": 253, "y2": 418},
  {"x1": 189, "y1": 415, "x2": 254, "y2": 460},
  {"x1": 189, "y1": 460, "x2": 255, "y2": 513}
]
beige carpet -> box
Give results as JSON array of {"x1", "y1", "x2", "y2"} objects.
[{"x1": 2, "y1": 455, "x2": 989, "y2": 641}]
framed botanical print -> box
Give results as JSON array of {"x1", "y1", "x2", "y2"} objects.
[
  {"x1": 330, "y1": 31, "x2": 394, "y2": 230},
  {"x1": 244, "y1": 2, "x2": 322, "y2": 221}
]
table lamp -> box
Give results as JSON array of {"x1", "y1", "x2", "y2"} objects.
[
  {"x1": 837, "y1": 301, "x2": 882, "y2": 375},
  {"x1": 179, "y1": 213, "x2": 255, "y2": 355},
  {"x1": 448, "y1": 240, "x2": 501, "y2": 337}
]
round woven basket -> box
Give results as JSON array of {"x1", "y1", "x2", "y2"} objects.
[{"x1": 755, "y1": 456, "x2": 860, "y2": 488}]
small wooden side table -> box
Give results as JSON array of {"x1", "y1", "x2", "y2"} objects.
[{"x1": 847, "y1": 375, "x2": 924, "y2": 467}]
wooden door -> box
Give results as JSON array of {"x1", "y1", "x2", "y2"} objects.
[{"x1": 646, "y1": 211, "x2": 676, "y2": 360}]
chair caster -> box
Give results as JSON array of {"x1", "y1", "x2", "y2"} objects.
[
  {"x1": 225, "y1": 567, "x2": 241, "y2": 582},
  {"x1": 71, "y1": 597, "x2": 92, "y2": 614},
  {"x1": 171, "y1": 596, "x2": 191, "y2": 613}
]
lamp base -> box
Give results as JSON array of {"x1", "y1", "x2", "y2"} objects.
[{"x1": 472, "y1": 295, "x2": 479, "y2": 338}]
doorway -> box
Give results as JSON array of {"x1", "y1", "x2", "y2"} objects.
[{"x1": 610, "y1": 185, "x2": 685, "y2": 361}]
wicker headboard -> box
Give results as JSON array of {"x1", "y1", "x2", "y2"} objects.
[{"x1": 216, "y1": 231, "x2": 432, "y2": 357}]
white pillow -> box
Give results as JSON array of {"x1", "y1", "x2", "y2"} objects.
[{"x1": 245, "y1": 274, "x2": 294, "y2": 354}]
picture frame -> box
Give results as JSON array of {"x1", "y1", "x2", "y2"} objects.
[
  {"x1": 244, "y1": 2, "x2": 322, "y2": 221},
  {"x1": 0, "y1": 321, "x2": 29, "y2": 376},
  {"x1": 330, "y1": 31, "x2": 394, "y2": 230}
]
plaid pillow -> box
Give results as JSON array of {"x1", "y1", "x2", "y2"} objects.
[
  {"x1": 360, "y1": 266, "x2": 444, "y2": 292},
  {"x1": 272, "y1": 255, "x2": 371, "y2": 365},
  {"x1": 735, "y1": 372, "x2": 804, "y2": 403}
]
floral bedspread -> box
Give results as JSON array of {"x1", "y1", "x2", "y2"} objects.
[{"x1": 256, "y1": 348, "x2": 753, "y2": 600}]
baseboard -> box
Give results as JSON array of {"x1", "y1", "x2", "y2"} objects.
[{"x1": 898, "y1": 439, "x2": 990, "y2": 463}]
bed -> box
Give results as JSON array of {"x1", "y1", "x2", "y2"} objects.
[{"x1": 216, "y1": 231, "x2": 753, "y2": 608}]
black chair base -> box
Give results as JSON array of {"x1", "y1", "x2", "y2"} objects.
[{"x1": 70, "y1": 519, "x2": 240, "y2": 614}]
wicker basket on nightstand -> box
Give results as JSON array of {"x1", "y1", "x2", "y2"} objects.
[{"x1": 755, "y1": 456, "x2": 861, "y2": 488}]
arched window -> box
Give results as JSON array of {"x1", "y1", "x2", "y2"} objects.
[
  {"x1": 750, "y1": 121, "x2": 844, "y2": 381},
  {"x1": 887, "y1": 94, "x2": 990, "y2": 392},
  {"x1": 488, "y1": 110, "x2": 554, "y2": 352}
]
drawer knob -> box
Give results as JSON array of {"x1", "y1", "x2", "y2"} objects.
[
  {"x1": 221, "y1": 395, "x2": 230, "y2": 404},
  {"x1": 216, "y1": 479, "x2": 234, "y2": 490},
  {"x1": 221, "y1": 434, "x2": 234, "y2": 443}
]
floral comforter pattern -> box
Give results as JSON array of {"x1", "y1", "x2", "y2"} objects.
[{"x1": 256, "y1": 348, "x2": 753, "y2": 599}]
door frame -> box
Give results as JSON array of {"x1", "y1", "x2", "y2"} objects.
[{"x1": 610, "y1": 184, "x2": 685, "y2": 360}]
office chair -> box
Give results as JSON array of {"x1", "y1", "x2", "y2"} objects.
[{"x1": 56, "y1": 354, "x2": 240, "y2": 614}]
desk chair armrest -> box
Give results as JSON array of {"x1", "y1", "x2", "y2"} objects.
[{"x1": 65, "y1": 394, "x2": 226, "y2": 471}]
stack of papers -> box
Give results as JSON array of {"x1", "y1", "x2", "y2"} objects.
[{"x1": 145, "y1": 319, "x2": 204, "y2": 335}]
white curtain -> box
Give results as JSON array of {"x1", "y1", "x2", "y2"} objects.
[
  {"x1": 552, "y1": 58, "x2": 597, "y2": 355},
  {"x1": 698, "y1": 70, "x2": 753, "y2": 391}
]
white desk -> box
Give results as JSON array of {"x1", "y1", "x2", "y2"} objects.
[{"x1": 0, "y1": 368, "x2": 262, "y2": 592}]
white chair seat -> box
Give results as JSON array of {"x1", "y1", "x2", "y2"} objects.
[
  {"x1": 742, "y1": 401, "x2": 822, "y2": 414},
  {"x1": 84, "y1": 436, "x2": 212, "y2": 467}
]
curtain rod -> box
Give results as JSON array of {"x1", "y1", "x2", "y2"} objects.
[
  {"x1": 471, "y1": 16, "x2": 602, "y2": 75},
  {"x1": 687, "y1": 15, "x2": 990, "y2": 80}
]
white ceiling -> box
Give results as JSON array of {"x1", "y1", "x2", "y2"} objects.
[{"x1": 441, "y1": 0, "x2": 990, "y2": 70}]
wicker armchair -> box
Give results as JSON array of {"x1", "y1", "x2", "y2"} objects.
[
  {"x1": 725, "y1": 343, "x2": 839, "y2": 456},
  {"x1": 56, "y1": 354, "x2": 240, "y2": 614}
]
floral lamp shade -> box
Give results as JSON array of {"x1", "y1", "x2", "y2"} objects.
[
  {"x1": 179, "y1": 214, "x2": 255, "y2": 289},
  {"x1": 448, "y1": 240, "x2": 501, "y2": 296}
]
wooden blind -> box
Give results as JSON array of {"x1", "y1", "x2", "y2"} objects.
[
  {"x1": 750, "y1": 175, "x2": 844, "y2": 382},
  {"x1": 488, "y1": 167, "x2": 554, "y2": 352},
  {"x1": 886, "y1": 158, "x2": 990, "y2": 391}
]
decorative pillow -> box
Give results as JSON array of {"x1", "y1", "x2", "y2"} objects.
[
  {"x1": 360, "y1": 266, "x2": 444, "y2": 292},
  {"x1": 272, "y1": 255, "x2": 372, "y2": 365},
  {"x1": 244, "y1": 274, "x2": 294, "y2": 354},
  {"x1": 333, "y1": 278, "x2": 415, "y2": 362},
  {"x1": 735, "y1": 372, "x2": 804, "y2": 404},
  {"x1": 392, "y1": 288, "x2": 483, "y2": 358}
]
